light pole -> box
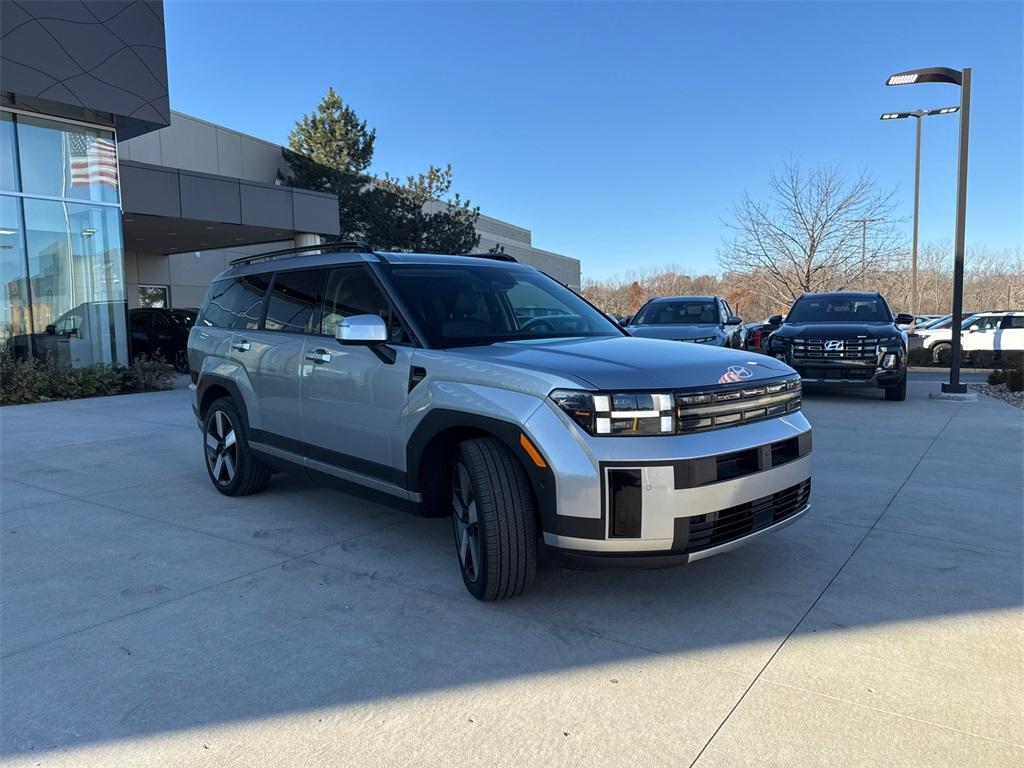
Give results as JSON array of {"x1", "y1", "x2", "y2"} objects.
[
  {"x1": 886, "y1": 66, "x2": 972, "y2": 395},
  {"x1": 852, "y1": 217, "x2": 881, "y2": 283},
  {"x1": 880, "y1": 106, "x2": 959, "y2": 317}
]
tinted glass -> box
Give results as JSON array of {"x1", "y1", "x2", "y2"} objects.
[
  {"x1": 198, "y1": 275, "x2": 270, "y2": 330},
  {"x1": 965, "y1": 315, "x2": 1002, "y2": 331},
  {"x1": 633, "y1": 300, "x2": 720, "y2": 325},
  {"x1": 388, "y1": 263, "x2": 619, "y2": 347},
  {"x1": 22, "y1": 198, "x2": 128, "y2": 366},
  {"x1": 1, "y1": 112, "x2": 18, "y2": 192},
  {"x1": 16, "y1": 115, "x2": 119, "y2": 204},
  {"x1": 787, "y1": 296, "x2": 890, "y2": 323},
  {"x1": 321, "y1": 266, "x2": 407, "y2": 342},
  {"x1": 0, "y1": 195, "x2": 30, "y2": 351},
  {"x1": 265, "y1": 269, "x2": 325, "y2": 333},
  {"x1": 1002, "y1": 315, "x2": 1024, "y2": 329}
]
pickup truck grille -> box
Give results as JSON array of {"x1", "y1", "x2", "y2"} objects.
[
  {"x1": 791, "y1": 337, "x2": 878, "y2": 361},
  {"x1": 676, "y1": 376, "x2": 801, "y2": 434}
]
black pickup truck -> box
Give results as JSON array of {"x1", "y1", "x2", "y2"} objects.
[{"x1": 767, "y1": 291, "x2": 913, "y2": 401}]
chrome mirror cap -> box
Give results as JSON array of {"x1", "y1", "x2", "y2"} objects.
[{"x1": 337, "y1": 314, "x2": 387, "y2": 343}]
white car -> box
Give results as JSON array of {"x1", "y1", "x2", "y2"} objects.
[{"x1": 924, "y1": 312, "x2": 1024, "y2": 360}]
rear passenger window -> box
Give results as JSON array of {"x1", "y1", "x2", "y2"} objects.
[
  {"x1": 1001, "y1": 315, "x2": 1024, "y2": 329},
  {"x1": 196, "y1": 274, "x2": 270, "y2": 329},
  {"x1": 265, "y1": 270, "x2": 325, "y2": 333},
  {"x1": 321, "y1": 266, "x2": 408, "y2": 343}
]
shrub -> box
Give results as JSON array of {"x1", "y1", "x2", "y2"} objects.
[
  {"x1": 907, "y1": 348, "x2": 934, "y2": 367},
  {"x1": 122, "y1": 354, "x2": 176, "y2": 393},
  {"x1": 1006, "y1": 369, "x2": 1024, "y2": 393},
  {"x1": 988, "y1": 369, "x2": 1006, "y2": 385},
  {"x1": 0, "y1": 351, "x2": 175, "y2": 405}
]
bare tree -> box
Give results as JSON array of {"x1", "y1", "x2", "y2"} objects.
[{"x1": 718, "y1": 163, "x2": 905, "y2": 305}]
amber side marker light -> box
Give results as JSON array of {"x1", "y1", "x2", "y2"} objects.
[{"x1": 519, "y1": 434, "x2": 547, "y2": 468}]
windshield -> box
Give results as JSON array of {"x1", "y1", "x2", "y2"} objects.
[
  {"x1": 787, "y1": 296, "x2": 891, "y2": 323},
  {"x1": 386, "y1": 263, "x2": 622, "y2": 347},
  {"x1": 633, "y1": 300, "x2": 719, "y2": 325}
]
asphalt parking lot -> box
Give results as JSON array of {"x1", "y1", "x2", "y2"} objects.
[{"x1": 1, "y1": 375, "x2": 1021, "y2": 767}]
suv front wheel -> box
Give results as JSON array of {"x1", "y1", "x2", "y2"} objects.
[
  {"x1": 451, "y1": 438, "x2": 537, "y2": 601},
  {"x1": 203, "y1": 397, "x2": 270, "y2": 496}
]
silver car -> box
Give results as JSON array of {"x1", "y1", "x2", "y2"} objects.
[
  {"x1": 626, "y1": 295, "x2": 744, "y2": 347},
  {"x1": 188, "y1": 245, "x2": 812, "y2": 600}
]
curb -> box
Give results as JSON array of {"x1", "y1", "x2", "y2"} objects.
[{"x1": 909, "y1": 367, "x2": 993, "y2": 374}]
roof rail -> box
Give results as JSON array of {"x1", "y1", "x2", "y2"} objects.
[
  {"x1": 465, "y1": 252, "x2": 518, "y2": 263},
  {"x1": 228, "y1": 240, "x2": 372, "y2": 267}
]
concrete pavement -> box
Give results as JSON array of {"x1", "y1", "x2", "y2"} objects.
[{"x1": 1, "y1": 378, "x2": 1021, "y2": 767}]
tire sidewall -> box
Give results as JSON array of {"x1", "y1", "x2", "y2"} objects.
[{"x1": 452, "y1": 446, "x2": 494, "y2": 600}]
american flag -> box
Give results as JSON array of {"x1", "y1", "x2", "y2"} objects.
[{"x1": 68, "y1": 133, "x2": 118, "y2": 188}]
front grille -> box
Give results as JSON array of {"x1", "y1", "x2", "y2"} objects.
[
  {"x1": 676, "y1": 376, "x2": 801, "y2": 434},
  {"x1": 684, "y1": 479, "x2": 811, "y2": 553},
  {"x1": 792, "y1": 337, "x2": 878, "y2": 361}
]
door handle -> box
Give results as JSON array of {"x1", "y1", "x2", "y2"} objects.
[
  {"x1": 305, "y1": 348, "x2": 332, "y2": 364},
  {"x1": 232, "y1": 339, "x2": 251, "y2": 352}
]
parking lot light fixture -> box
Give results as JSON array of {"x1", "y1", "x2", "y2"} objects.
[
  {"x1": 879, "y1": 106, "x2": 960, "y2": 317},
  {"x1": 885, "y1": 66, "x2": 972, "y2": 395}
]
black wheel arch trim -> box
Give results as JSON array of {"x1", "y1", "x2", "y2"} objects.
[
  {"x1": 197, "y1": 374, "x2": 249, "y2": 425},
  {"x1": 406, "y1": 410, "x2": 558, "y2": 527}
]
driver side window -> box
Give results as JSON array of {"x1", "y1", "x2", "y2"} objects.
[{"x1": 321, "y1": 266, "x2": 409, "y2": 343}]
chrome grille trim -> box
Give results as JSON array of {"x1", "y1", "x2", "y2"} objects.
[
  {"x1": 791, "y1": 337, "x2": 879, "y2": 361},
  {"x1": 675, "y1": 376, "x2": 802, "y2": 434}
]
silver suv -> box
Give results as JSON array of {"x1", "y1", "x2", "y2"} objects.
[{"x1": 188, "y1": 244, "x2": 812, "y2": 600}]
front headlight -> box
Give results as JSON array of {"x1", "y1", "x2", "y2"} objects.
[{"x1": 549, "y1": 390, "x2": 675, "y2": 436}]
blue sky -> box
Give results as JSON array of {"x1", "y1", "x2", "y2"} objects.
[{"x1": 164, "y1": 1, "x2": 1022, "y2": 278}]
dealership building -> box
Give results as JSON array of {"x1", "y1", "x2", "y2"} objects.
[{"x1": 0, "y1": 0, "x2": 580, "y2": 368}]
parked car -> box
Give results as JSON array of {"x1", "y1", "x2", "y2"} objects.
[
  {"x1": 924, "y1": 312, "x2": 1024, "y2": 361},
  {"x1": 916, "y1": 312, "x2": 982, "y2": 360},
  {"x1": 188, "y1": 245, "x2": 811, "y2": 600},
  {"x1": 129, "y1": 307, "x2": 198, "y2": 372},
  {"x1": 767, "y1": 291, "x2": 912, "y2": 401},
  {"x1": 626, "y1": 295, "x2": 743, "y2": 347}
]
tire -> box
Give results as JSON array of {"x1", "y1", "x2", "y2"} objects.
[
  {"x1": 173, "y1": 349, "x2": 189, "y2": 374},
  {"x1": 884, "y1": 373, "x2": 908, "y2": 401},
  {"x1": 203, "y1": 397, "x2": 270, "y2": 496},
  {"x1": 450, "y1": 437, "x2": 537, "y2": 601},
  {"x1": 931, "y1": 342, "x2": 951, "y2": 364}
]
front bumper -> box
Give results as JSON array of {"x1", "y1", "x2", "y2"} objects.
[
  {"x1": 789, "y1": 361, "x2": 903, "y2": 387},
  {"x1": 523, "y1": 403, "x2": 812, "y2": 565}
]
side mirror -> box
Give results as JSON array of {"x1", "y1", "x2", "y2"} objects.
[
  {"x1": 769, "y1": 315, "x2": 783, "y2": 326},
  {"x1": 894, "y1": 313, "x2": 915, "y2": 326},
  {"x1": 726, "y1": 315, "x2": 742, "y2": 325},
  {"x1": 45, "y1": 324, "x2": 57, "y2": 335},
  {"x1": 336, "y1": 314, "x2": 387, "y2": 344},
  {"x1": 968, "y1": 324, "x2": 980, "y2": 332}
]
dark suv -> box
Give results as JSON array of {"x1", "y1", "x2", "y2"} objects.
[{"x1": 767, "y1": 291, "x2": 913, "y2": 401}]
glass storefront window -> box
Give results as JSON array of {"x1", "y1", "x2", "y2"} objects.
[
  {"x1": 16, "y1": 114, "x2": 120, "y2": 205},
  {"x1": 23, "y1": 199, "x2": 127, "y2": 367},
  {"x1": 1, "y1": 112, "x2": 19, "y2": 192},
  {"x1": 0, "y1": 195, "x2": 31, "y2": 354}
]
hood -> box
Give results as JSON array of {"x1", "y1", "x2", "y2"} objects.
[
  {"x1": 774, "y1": 322, "x2": 899, "y2": 340},
  {"x1": 626, "y1": 324, "x2": 724, "y2": 341},
  {"x1": 447, "y1": 336, "x2": 794, "y2": 391}
]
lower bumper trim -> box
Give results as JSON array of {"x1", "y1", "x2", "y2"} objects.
[{"x1": 548, "y1": 502, "x2": 810, "y2": 568}]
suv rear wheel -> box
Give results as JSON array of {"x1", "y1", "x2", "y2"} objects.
[
  {"x1": 451, "y1": 437, "x2": 537, "y2": 601},
  {"x1": 203, "y1": 397, "x2": 270, "y2": 496}
]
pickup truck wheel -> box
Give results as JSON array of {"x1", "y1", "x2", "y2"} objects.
[
  {"x1": 451, "y1": 437, "x2": 537, "y2": 601},
  {"x1": 884, "y1": 374, "x2": 908, "y2": 401},
  {"x1": 203, "y1": 397, "x2": 270, "y2": 496}
]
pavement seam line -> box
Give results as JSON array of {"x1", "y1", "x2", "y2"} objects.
[
  {"x1": 760, "y1": 679, "x2": 1024, "y2": 749},
  {"x1": 687, "y1": 400, "x2": 965, "y2": 768},
  {"x1": 0, "y1": 519, "x2": 406, "y2": 661}
]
